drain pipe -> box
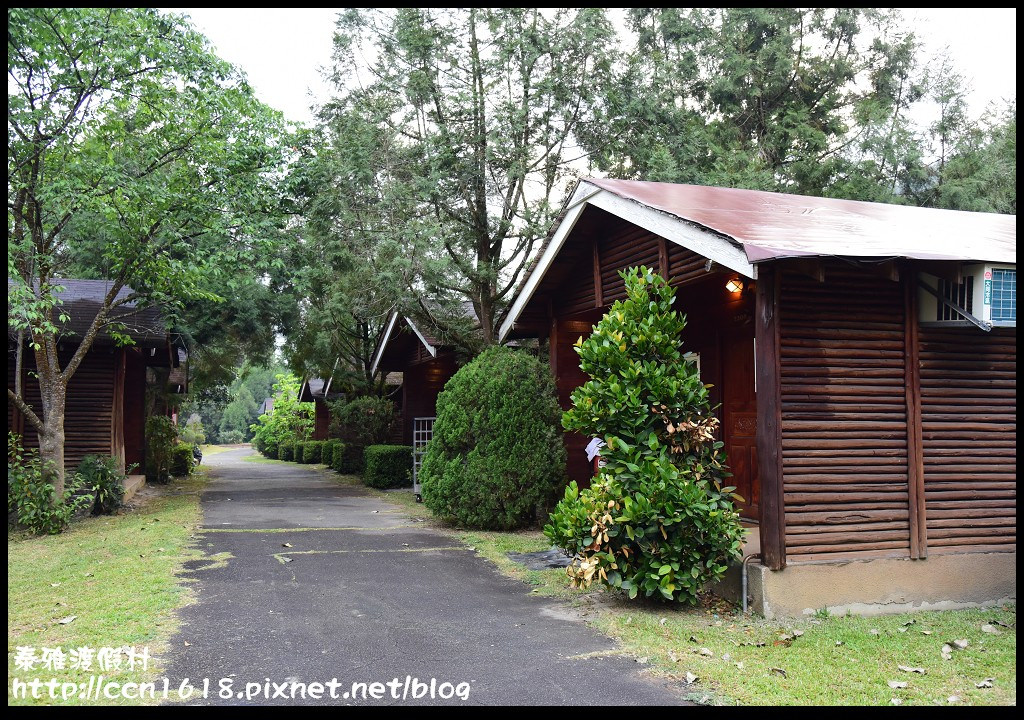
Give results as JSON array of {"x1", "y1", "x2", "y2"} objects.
[{"x1": 741, "y1": 553, "x2": 762, "y2": 614}]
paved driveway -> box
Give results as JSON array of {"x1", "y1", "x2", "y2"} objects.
[{"x1": 164, "y1": 446, "x2": 686, "y2": 705}]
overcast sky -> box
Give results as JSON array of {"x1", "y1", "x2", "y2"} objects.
[{"x1": 168, "y1": 8, "x2": 1016, "y2": 126}]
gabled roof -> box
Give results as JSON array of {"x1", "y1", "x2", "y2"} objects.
[
  {"x1": 299, "y1": 377, "x2": 326, "y2": 402},
  {"x1": 7, "y1": 277, "x2": 168, "y2": 347},
  {"x1": 498, "y1": 179, "x2": 1017, "y2": 342},
  {"x1": 369, "y1": 312, "x2": 438, "y2": 376},
  {"x1": 587, "y1": 178, "x2": 1016, "y2": 264}
]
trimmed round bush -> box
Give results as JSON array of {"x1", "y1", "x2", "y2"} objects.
[
  {"x1": 302, "y1": 440, "x2": 325, "y2": 464},
  {"x1": 278, "y1": 443, "x2": 294, "y2": 461},
  {"x1": 420, "y1": 346, "x2": 566, "y2": 530},
  {"x1": 170, "y1": 442, "x2": 195, "y2": 477},
  {"x1": 364, "y1": 445, "x2": 413, "y2": 489}
]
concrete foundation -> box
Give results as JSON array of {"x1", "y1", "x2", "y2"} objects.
[
  {"x1": 123, "y1": 474, "x2": 145, "y2": 502},
  {"x1": 734, "y1": 551, "x2": 1016, "y2": 618}
]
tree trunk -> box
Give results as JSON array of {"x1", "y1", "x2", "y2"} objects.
[{"x1": 38, "y1": 392, "x2": 68, "y2": 501}]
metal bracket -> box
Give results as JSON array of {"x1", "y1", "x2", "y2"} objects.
[{"x1": 917, "y1": 278, "x2": 992, "y2": 332}]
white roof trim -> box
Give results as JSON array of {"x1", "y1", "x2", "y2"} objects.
[
  {"x1": 498, "y1": 181, "x2": 756, "y2": 343},
  {"x1": 369, "y1": 311, "x2": 438, "y2": 376},
  {"x1": 497, "y1": 183, "x2": 595, "y2": 342},
  {"x1": 323, "y1": 357, "x2": 340, "y2": 397},
  {"x1": 369, "y1": 311, "x2": 399, "y2": 376},
  {"x1": 405, "y1": 317, "x2": 438, "y2": 359}
]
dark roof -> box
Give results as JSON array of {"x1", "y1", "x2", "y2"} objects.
[
  {"x1": 8, "y1": 278, "x2": 169, "y2": 347},
  {"x1": 299, "y1": 377, "x2": 327, "y2": 402}
]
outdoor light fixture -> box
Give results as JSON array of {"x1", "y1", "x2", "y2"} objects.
[{"x1": 725, "y1": 278, "x2": 744, "y2": 293}]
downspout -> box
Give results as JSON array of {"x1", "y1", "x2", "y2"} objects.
[{"x1": 741, "y1": 553, "x2": 762, "y2": 614}]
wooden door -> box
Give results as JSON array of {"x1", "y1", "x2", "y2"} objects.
[{"x1": 720, "y1": 324, "x2": 759, "y2": 519}]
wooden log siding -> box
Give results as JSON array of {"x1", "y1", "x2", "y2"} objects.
[
  {"x1": 779, "y1": 267, "x2": 913, "y2": 562},
  {"x1": 919, "y1": 327, "x2": 1016, "y2": 554},
  {"x1": 9, "y1": 350, "x2": 116, "y2": 470},
  {"x1": 555, "y1": 223, "x2": 710, "y2": 317}
]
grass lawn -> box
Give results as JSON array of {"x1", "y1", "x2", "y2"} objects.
[
  {"x1": 8, "y1": 472, "x2": 209, "y2": 706},
  {"x1": 457, "y1": 528, "x2": 1016, "y2": 706},
  {"x1": 342, "y1": 468, "x2": 1016, "y2": 706}
]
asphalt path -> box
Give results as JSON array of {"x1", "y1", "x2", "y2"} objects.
[{"x1": 163, "y1": 446, "x2": 687, "y2": 706}]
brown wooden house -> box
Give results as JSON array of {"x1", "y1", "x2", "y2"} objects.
[
  {"x1": 500, "y1": 179, "x2": 1016, "y2": 616},
  {"x1": 299, "y1": 376, "x2": 341, "y2": 441},
  {"x1": 369, "y1": 313, "x2": 459, "y2": 445},
  {"x1": 8, "y1": 279, "x2": 186, "y2": 485}
]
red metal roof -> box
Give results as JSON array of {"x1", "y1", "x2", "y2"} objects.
[{"x1": 587, "y1": 179, "x2": 1016, "y2": 264}]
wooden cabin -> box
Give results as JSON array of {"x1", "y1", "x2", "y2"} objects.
[
  {"x1": 298, "y1": 377, "x2": 335, "y2": 441},
  {"x1": 369, "y1": 313, "x2": 459, "y2": 445},
  {"x1": 7, "y1": 279, "x2": 186, "y2": 484},
  {"x1": 500, "y1": 179, "x2": 1016, "y2": 616}
]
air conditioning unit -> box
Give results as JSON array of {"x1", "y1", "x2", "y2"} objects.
[{"x1": 919, "y1": 263, "x2": 1016, "y2": 328}]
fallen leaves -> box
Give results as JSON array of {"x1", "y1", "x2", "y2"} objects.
[
  {"x1": 769, "y1": 667, "x2": 787, "y2": 678},
  {"x1": 980, "y1": 624, "x2": 1002, "y2": 635},
  {"x1": 685, "y1": 672, "x2": 699, "y2": 684},
  {"x1": 897, "y1": 665, "x2": 927, "y2": 674},
  {"x1": 887, "y1": 680, "x2": 908, "y2": 689},
  {"x1": 55, "y1": 615, "x2": 76, "y2": 625},
  {"x1": 975, "y1": 678, "x2": 995, "y2": 689}
]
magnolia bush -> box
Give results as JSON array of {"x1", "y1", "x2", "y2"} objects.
[{"x1": 544, "y1": 267, "x2": 745, "y2": 603}]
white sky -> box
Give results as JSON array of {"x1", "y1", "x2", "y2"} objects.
[{"x1": 169, "y1": 8, "x2": 1015, "y2": 127}]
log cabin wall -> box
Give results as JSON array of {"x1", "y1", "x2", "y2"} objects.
[
  {"x1": 8, "y1": 349, "x2": 116, "y2": 470},
  {"x1": 400, "y1": 352, "x2": 457, "y2": 445},
  {"x1": 777, "y1": 264, "x2": 913, "y2": 562},
  {"x1": 918, "y1": 326, "x2": 1016, "y2": 555},
  {"x1": 123, "y1": 348, "x2": 147, "y2": 471},
  {"x1": 775, "y1": 261, "x2": 1017, "y2": 563},
  {"x1": 313, "y1": 398, "x2": 330, "y2": 441},
  {"x1": 547, "y1": 211, "x2": 755, "y2": 505}
]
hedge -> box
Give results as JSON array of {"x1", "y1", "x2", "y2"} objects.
[
  {"x1": 292, "y1": 440, "x2": 305, "y2": 463},
  {"x1": 336, "y1": 443, "x2": 365, "y2": 475},
  {"x1": 302, "y1": 440, "x2": 325, "y2": 464},
  {"x1": 324, "y1": 440, "x2": 343, "y2": 471},
  {"x1": 278, "y1": 443, "x2": 294, "y2": 461},
  {"x1": 363, "y1": 445, "x2": 413, "y2": 489}
]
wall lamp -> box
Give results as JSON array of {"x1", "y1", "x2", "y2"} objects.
[{"x1": 725, "y1": 278, "x2": 745, "y2": 293}]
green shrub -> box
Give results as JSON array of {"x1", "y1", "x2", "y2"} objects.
[
  {"x1": 145, "y1": 416, "x2": 177, "y2": 484},
  {"x1": 364, "y1": 445, "x2": 413, "y2": 489},
  {"x1": 8, "y1": 433, "x2": 93, "y2": 534},
  {"x1": 328, "y1": 395, "x2": 397, "y2": 445},
  {"x1": 420, "y1": 346, "x2": 566, "y2": 530},
  {"x1": 323, "y1": 439, "x2": 341, "y2": 469},
  {"x1": 328, "y1": 440, "x2": 347, "y2": 472},
  {"x1": 292, "y1": 440, "x2": 305, "y2": 463},
  {"x1": 336, "y1": 443, "x2": 365, "y2": 474},
  {"x1": 302, "y1": 440, "x2": 325, "y2": 464},
  {"x1": 76, "y1": 454, "x2": 129, "y2": 515},
  {"x1": 544, "y1": 267, "x2": 745, "y2": 604},
  {"x1": 248, "y1": 374, "x2": 313, "y2": 458},
  {"x1": 180, "y1": 416, "x2": 206, "y2": 446},
  {"x1": 278, "y1": 443, "x2": 294, "y2": 461},
  {"x1": 220, "y1": 429, "x2": 245, "y2": 445},
  {"x1": 170, "y1": 442, "x2": 195, "y2": 477}
]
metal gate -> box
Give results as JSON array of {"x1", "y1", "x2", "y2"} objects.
[{"x1": 412, "y1": 416, "x2": 435, "y2": 499}]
